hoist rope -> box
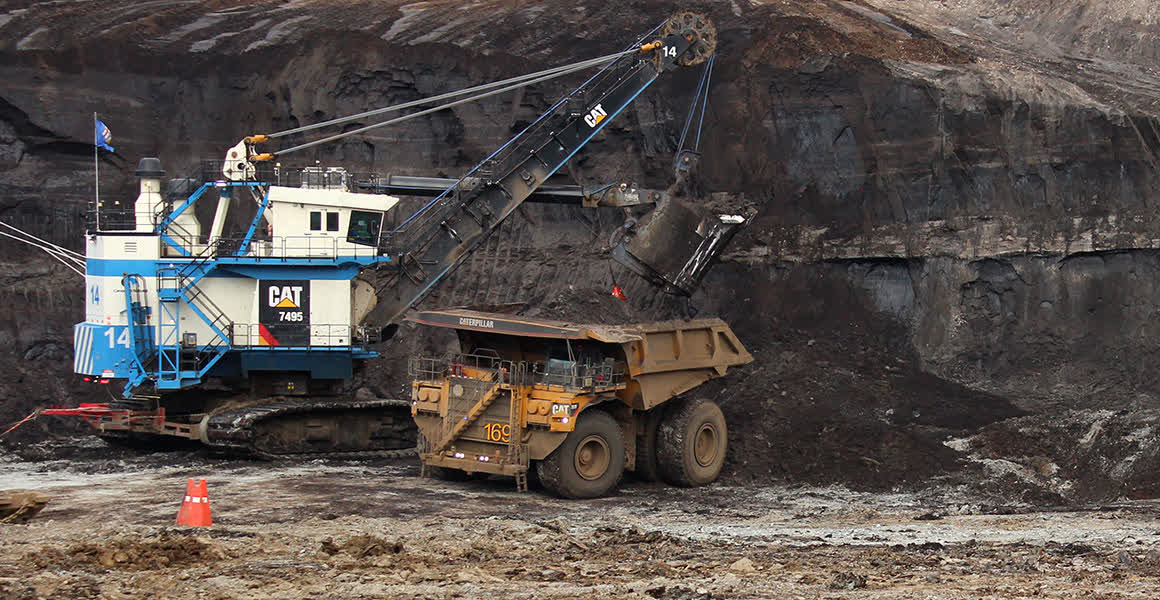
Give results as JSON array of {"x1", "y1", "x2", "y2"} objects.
[
  {"x1": 675, "y1": 54, "x2": 715, "y2": 166},
  {"x1": 692, "y1": 54, "x2": 715, "y2": 152}
]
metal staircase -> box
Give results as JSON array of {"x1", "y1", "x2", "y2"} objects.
[
  {"x1": 433, "y1": 381, "x2": 505, "y2": 454},
  {"x1": 121, "y1": 275, "x2": 155, "y2": 392},
  {"x1": 153, "y1": 247, "x2": 234, "y2": 391}
]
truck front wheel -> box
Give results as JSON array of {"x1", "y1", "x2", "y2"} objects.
[
  {"x1": 537, "y1": 410, "x2": 625, "y2": 498},
  {"x1": 657, "y1": 398, "x2": 727, "y2": 487}
]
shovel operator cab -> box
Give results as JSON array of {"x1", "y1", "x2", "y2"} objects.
[{"x1": 408, "y1": 309, "x2": 753, "y2": 498}]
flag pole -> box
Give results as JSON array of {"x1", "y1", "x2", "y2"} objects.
[{"x1": 93, "y1": 112, "x2": 100, "y2": 231}]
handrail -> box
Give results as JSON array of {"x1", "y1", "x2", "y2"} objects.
[
  {"x1": 230, "y1": 323, "x2": 362, "y2": 348},
  {"x1": 410, "y1": 353, "x2": 624, "y2": 390}
]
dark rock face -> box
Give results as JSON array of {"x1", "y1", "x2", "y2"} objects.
[
  {"x1": 3, "y1": 0, "x2": 1160, "y2": 500},
  {"x1": 910, "y1": 253, "x2": 1160, "y2": 409}
]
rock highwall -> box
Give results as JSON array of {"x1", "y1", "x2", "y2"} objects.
[{"x1": 3, "y1": 1, "x2": 1160, "y2": 494}]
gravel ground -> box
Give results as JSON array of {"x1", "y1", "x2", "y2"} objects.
[{"x1": 3, "y1": 444, "x2": 1160, "y2": 599}]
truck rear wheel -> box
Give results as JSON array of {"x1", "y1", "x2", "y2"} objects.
[
  {"x1": 536, "y1": 410, "x2": 625, "y2": 499},
  {"x1": 634, "y1": 408, "x2": 663, "y2": 482},
  {"x1": 657, "y1": 398, "x2": 727, "y2": 487}
]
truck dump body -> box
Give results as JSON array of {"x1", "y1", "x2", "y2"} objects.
[
  {"x1": 409, "y1": 309, "x2": 754, "y2": 410},
  {"x1": 407, "y1": 309, "x2": 752, "y2": 495}
]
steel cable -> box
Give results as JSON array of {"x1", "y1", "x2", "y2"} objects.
[
  {"x1": 267, "y1": 50, "x2": 638, "y2": 153},
  {"x1": 675, "y1": 54, "x2": 714, "y2": 170}
]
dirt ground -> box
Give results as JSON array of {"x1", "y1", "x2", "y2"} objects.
[{"x1": 3, "y1": 441, "x2": 1160, "y2": 600}]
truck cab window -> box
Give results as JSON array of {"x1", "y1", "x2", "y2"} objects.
[{"x1": 347, "y1": 210, "x2": 383, "y2": 246}]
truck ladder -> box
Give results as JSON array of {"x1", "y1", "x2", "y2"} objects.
[
  {"x1": 434, "y1": 382, "x2": 505, "y2": 454},
  {"x1": 509, "y1": 361, "x2": 531, "y2": 491}
]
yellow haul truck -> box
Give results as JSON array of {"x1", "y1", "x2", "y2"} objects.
[{"x1": 408, "y1": 309, "x2": 753, "y2": 498}]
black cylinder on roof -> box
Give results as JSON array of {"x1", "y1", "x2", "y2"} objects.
[{"x1": 135, "y1": 157, "x2": 164, "y2": 178}]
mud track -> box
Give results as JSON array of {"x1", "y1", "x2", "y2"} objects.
[{"x1": 3, "y1": 444, "x2": 1159, "y2": 599}]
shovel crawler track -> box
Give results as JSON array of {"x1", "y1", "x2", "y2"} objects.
[{"x1": 203, "y1": 397, "x2": 417, "y2": 459}]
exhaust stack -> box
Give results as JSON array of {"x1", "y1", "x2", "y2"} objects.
[{"x1": 134, "y1": 158, "x2": 165, "y2": 233}]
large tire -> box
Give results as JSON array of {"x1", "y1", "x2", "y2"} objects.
[
  {"x1": 536, "y1": 410, "x2": 626, "y2": 499},
  {"x1": 524, "y1": 460, "x2": 542, "y2": 490},
  {"x1": 656, "y1": 398, "x2": 727, "y2": 487},
  {"x1": 633, "y1": 408, "x2": 663, "y2": 482}
]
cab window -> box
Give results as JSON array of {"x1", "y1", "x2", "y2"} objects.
[
  {"x1": 347, "y1": 210, "x2": 383, "y2": 246},
  {"x1": 309, "y1": 211, "x2": 322, "y2": 231}
]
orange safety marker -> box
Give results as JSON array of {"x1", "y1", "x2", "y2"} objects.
[
  {"x1": 175, "y1": 478, "x2": 212, "y2": 527},
  {"x1": 611, "y1": 284, "x2": 627, "y2": 301}
]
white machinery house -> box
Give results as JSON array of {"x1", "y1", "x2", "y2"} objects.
[{"x1": 76, "y1": 158, "x2": 399, "y2": 395}]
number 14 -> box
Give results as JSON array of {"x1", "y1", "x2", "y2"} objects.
[{"x1": 104, "y1": 328, "x2": 131, "y2": 349}]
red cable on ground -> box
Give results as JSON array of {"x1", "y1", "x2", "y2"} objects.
[{"x1": 0, "y1": 409, "x2": 41, "y2": 439}]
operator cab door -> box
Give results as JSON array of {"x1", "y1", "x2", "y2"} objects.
[
  {"x1": 307, "y1": 210, "x2": 341, "y2": 236},
  {"x1": 303, "y1": 209, "x2": 341, "y2": 256},
  {"x1": 304, "y1": 208, "x2": 385, "y2": 252}
]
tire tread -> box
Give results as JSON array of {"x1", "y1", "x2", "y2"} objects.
[{"x1": 656, "y1": 398, "x2": 727, "y2": 487}]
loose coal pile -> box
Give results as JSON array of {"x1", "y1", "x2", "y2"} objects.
[
  {"x1": 694, "y1": 265, "x2": 1025, "y2": 492},
  {"x1": 957, "y1": 409, "x2": 1160, "y2": 503},
  {"x1": 515, "y1": 286, "x2": 645, "y2": 325},
  {"x1": 412, "y1": 258, "x2": 1030, "y2": 493}
]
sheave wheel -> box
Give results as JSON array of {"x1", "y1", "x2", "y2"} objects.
[
  {"x1": 633, "y1": 407, "x2": 663, "y2": 482},
  {"x1": 656, "y1": 398, "x2": 727, "y2": 487},
  {"x1": 536, "y1": 410, "x2": 625, "y2": 499}
]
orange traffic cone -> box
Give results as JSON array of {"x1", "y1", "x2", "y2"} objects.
[{"x1": 176, "y1": 478, "x2": 212, "y2": 527}]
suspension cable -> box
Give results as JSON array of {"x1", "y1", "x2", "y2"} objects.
[
  {"x1": 267, "y1": 49, "x2": 637, "y2": 146},
  {"x1": 0, "y1": 232, "x2": 85, "y2": 267},
  {"x1": 0, "y1": 220, "x2": 85, "y2": 276},
  {"x1": 0, "y1": 220, "x2": 84, "y2": 260},
  {"x1": 271, "y1": 54, "x2": 627, "y2": 157},
  {"x1": 0, "y1": 230, "x2": 84, "y2": 276},
  {"x1": 390, "y1": 23, "x2": 666, "y2": 235}
]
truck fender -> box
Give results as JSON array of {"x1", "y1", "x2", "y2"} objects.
[
  {"x1": 529, "y1": 397, "x2": 623, "y2": 461},
  {"x1": 527, "y1": 431, "x2": 569, "y2": 461}
]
